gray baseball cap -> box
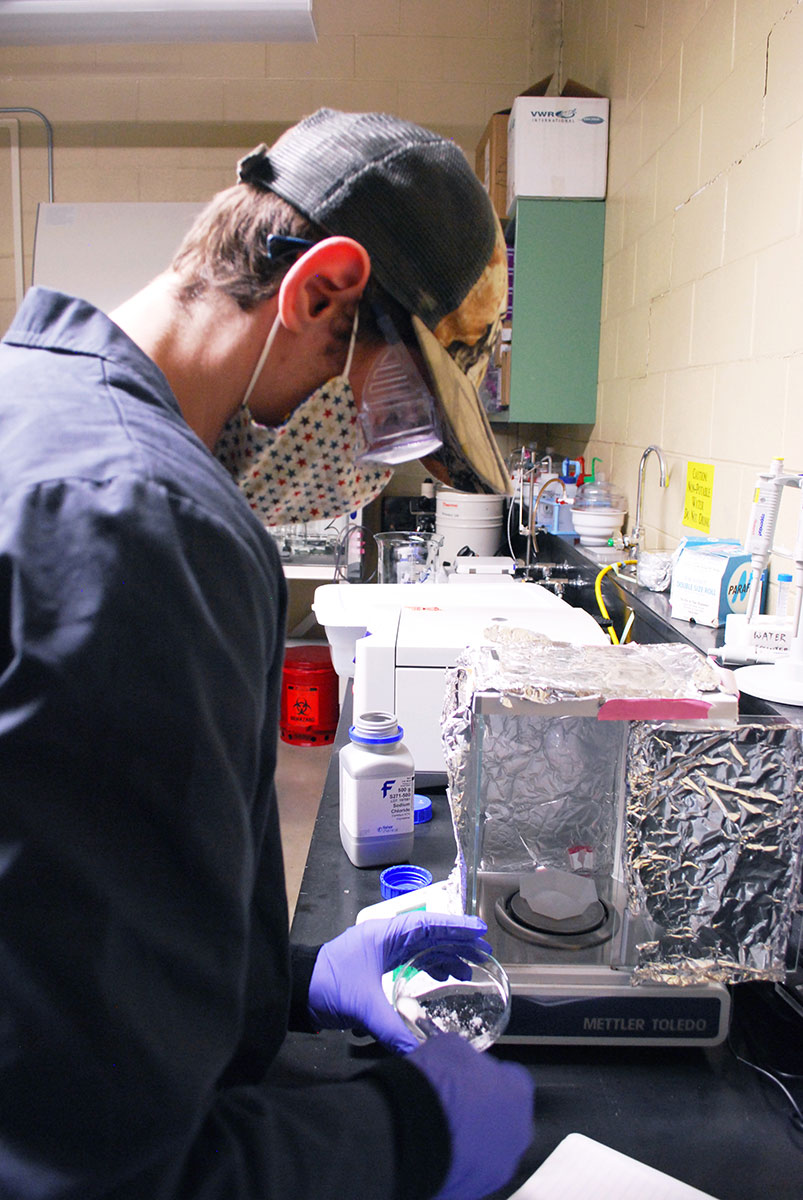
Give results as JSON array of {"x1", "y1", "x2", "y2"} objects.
[{"x1": 237, "y1": 108, "x2": 510, "y2": 495}]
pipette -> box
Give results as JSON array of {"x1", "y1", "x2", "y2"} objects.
[
  {"x1": 735, "y1": 473, "x2": 803, "y2": 706},
  {"x1": 743, "y1": 458, "x2": 798, "y2": 621},
  {"x1": 791, "y1": 477, "x2": 803, "y2": 638}
]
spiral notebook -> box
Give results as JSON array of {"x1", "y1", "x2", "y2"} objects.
[{"x1": 508, "y1": 1134, "x2": 719, "y2": 1200}]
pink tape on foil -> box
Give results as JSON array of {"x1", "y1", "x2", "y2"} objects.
[{"x1": 597, "y1": 698, "x2": 711, "y2": 721}]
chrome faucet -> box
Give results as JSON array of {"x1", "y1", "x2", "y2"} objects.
[
  {"x1": 526, "y1": 474, "x2": 566, "y2": 565},
  {"x1": 627, "y1": 444, "x2": 668, "y2": 552}
]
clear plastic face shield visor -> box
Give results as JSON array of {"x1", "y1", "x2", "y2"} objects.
[{"x1": 266, "y1": 235, "x2": 443, "y2": 467}]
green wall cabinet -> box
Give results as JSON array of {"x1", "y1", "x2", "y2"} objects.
[{"x1": 501, "y1": 197, "x2": 605, "y2": 424}]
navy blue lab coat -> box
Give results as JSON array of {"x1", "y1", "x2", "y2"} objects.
[{"x1": 0, "y1": 289, "x2": 448, "y2": 1200}]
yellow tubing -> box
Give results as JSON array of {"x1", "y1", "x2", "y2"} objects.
[{"x1": 594, "y1": 561, "x2": 637, "y2": 644}]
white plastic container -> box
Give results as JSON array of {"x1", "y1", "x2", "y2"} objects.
[
  {"x1": 339, "y1": 711, "x2": 415, "y2": 868},
  {"x1": 571, "y1": 508, "x2": 625, "y2": 546},
  {"x1": 436, "y1": 488, "x2": 505, "y2": 563},
  {"x1": 571, "y1": 479, "x2": 626, "y2": 547}
]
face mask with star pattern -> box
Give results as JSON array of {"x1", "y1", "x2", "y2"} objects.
[{"x1": 213, "y1": 312, "x2": 392, "y2": 525}]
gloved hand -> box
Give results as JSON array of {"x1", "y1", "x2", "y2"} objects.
[
  {"x1": 307, "y1": 912, "x2": 490, "y2": 1053},
  {"x1": 409, "y1": 1033, "x2": 535, "y2": 1200}
]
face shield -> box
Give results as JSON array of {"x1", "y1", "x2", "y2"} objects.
[
  {"x1": 354, "y1": 299, "x2": 442, "y2": 467},
  {"x1": 265, "y1": 234, "x2": 443, "y2": 468}
]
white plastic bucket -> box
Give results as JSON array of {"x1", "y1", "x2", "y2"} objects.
[{"x1": 436, "y1": 489, "x2": 505, "y2": 563}]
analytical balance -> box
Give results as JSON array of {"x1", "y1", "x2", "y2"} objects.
[{"x1": 442, "y1": 634, "x2": 803, "y2": 1047}]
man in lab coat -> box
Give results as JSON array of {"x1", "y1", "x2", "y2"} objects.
[{"x1": 0, "y1": 109, "x2": 531, "y2": 1199}]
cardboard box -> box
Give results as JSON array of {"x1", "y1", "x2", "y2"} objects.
[
  {"x1": 476, "y1": 76, "x2": 553, "y2": 217},
  {"x1": 475, "y1": 112, "x2": 508, "y2": 220},
  {"x1": 506, "y1": 78, "x2": 609, "y2": 207},
  {"x1": 669, "y1": 540, "x2": 752, "y2": 628}
]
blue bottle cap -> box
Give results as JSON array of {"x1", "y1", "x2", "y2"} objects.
[
  {"x1": 380, "y1": 864, "x2": 433, "y2": 899},
  {"x1": 413, "y1": 793, "x2": 433, "y2": 824}
]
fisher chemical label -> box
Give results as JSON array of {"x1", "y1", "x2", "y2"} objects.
[
  {"x1": 683, "y1": 462, "x2": 714, "y2": 533},
  {"x1": 340, "y1": 773, "x2": 414, "y2": 839}
]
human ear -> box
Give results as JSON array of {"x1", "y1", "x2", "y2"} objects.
[{"x1": 278, "y1": 236, "x2": 371, "y2": 332}]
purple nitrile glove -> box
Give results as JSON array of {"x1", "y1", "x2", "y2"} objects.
[
  {"x1": 409, "y1": 1033, "x2": 535, "y2": 1200},
  {"x1": 307, "y1": 912, "x2": 490, "y2": 1053}
]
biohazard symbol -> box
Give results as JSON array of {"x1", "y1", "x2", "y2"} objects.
[{"x1": 292, "y1": 697, "x2": 313, "y2": 719}]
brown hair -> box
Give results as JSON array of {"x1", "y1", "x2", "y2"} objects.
[
  {"x1": 171, "y1": 181, "x2": 415, "y2": 349},
  {"x1": 171, "y1": 185, "x2": 323, "y2": 311}
]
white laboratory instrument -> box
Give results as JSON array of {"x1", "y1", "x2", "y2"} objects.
[{"x1": 313, "y1": 580, "x2": 609, "y2": 784}]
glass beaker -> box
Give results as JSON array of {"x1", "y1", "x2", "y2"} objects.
[{"x1": 374, "y1": 532, "x2": 442, "y2": 584}]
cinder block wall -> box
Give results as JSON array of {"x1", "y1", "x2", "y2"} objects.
[
  {"x1": 4, "y1": 1, "x2": 800, "y2": 587},
  {"x1": 0, "y1": 0, "x2": 544, "y2": 332},
  {"x1": 551, "y1": 0, "x2": 803, "y2": 582},
  {"x1": 0, "y1": 0, "x2": 557, "y2": 500}
]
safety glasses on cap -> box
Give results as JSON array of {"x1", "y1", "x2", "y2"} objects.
[
  {"x1": 266, "y1": 235, "x2": 443, "y2": 467},
  {"x1": 355, "y1": 299, "x2": 442, "y2": 466}
]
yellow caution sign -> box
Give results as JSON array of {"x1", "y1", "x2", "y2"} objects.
[{"x1": 683, "y1": 461, "x2": 714, "y2": 533}]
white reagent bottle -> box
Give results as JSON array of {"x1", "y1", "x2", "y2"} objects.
[{"x1": 339, "y1": 711, "x2": 415, "y2": 868}]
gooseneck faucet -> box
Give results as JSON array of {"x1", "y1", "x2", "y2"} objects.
[
  {"x1": 526, "y1": 475, "x2": 566, "y2": 565},
  {"x1": 627, "y1": 444, "x2": 668, "y2": 552}
]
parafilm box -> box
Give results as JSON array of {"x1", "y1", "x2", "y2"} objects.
[
  {"x1": 506, "y1": 94, "x2": 609, "y2": 206},
  {"x1": 670, "y1": 541, "x2": 752, "y2": 628}
]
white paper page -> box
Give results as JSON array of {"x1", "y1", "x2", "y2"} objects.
[{"x1": 508, "y1": 1133, "x2": 719, "y2": 1200}]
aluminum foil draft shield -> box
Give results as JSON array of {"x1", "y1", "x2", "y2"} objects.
[
  {"x1": 441, "y1": 633, "x2": 731, "y2": 906},
  {"x1": 625, "y1": 722, "x2": 803, "y2": 984},
  {"x1": 443, "y1": 632, "x2": 803, "y2": 985}
]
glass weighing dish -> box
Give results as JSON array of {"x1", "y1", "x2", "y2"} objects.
[{"x1": 392, "y1": 942, "x2": 511, "y2": 1051}]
